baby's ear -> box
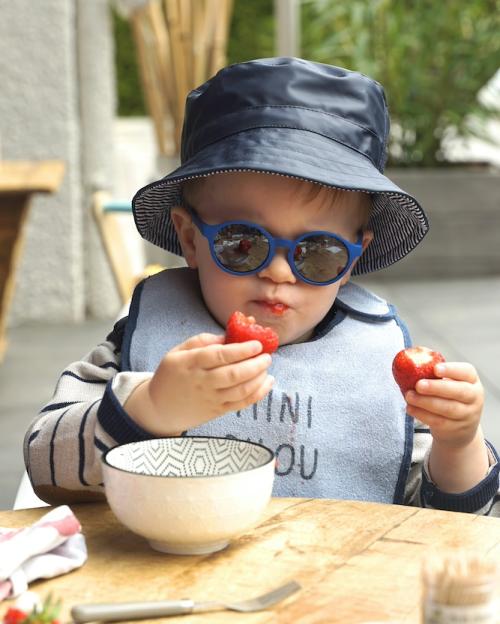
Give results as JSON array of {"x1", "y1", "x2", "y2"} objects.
[
  {"x1": 340, "y1": 229, "x2": 374, "y2": 286},
  {"x1": 361, "y1": 229, "x2": 374, "y2": 253},
  {"x1": 170, "y1": 206, "x2": 198, "y2": 268}
]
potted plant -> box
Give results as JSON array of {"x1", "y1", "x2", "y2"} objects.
[{"x1": 300, "y1": 0, "x2": 500, "y2": 278}]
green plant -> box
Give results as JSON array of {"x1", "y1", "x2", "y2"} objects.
[
  {"x1": 112, "y1": 8, "x2": 145, "y2": 116},
  {"x1": 301, "y1": 0, "x2": 500, "y2": 166},
  {"x1": 227, "y1": 0, "x2": 275, "y2": 64}
]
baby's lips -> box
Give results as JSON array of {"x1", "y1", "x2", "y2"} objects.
[{"x1": 268, "y1": 302, "x2": 288, "y2": 316}]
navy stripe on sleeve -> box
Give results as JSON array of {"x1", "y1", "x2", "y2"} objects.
[
  {"x1": 485, "y1": 494, "x2": 500, "y2": 516},
  {"x1": 50, "y1": 408, "x2": 70, "y2": 486},
  {"x1": 78, "y1": 400, "x2": 100, "y2": 486},
  {"x1": 41, "y1": 401, "x2": 80, "y2": 413},
  {"x1": 94, "y1": 436, "x2": 111, "y2": 453},
  {"x1": 100, "y1": 362, "x2": 120, "y2": 371},
  {"x1": 61, "y1": 371, "x2": 108, "y2": 384},
  {"x1": 28, "y1": 430, "x2": 40, "y2": 444}
]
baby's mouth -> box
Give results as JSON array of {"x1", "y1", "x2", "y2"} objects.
[{"x1": 255, "y1": 301, "x2": 289, "y2": 316}]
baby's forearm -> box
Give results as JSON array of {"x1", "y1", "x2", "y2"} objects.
[{"x1": 428, "y1": 428, "x2": 490, "y2": 493}]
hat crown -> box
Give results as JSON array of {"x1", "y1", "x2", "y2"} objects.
[{"x1": 181, "y1": 57, "x2": 390, "y2": 171}]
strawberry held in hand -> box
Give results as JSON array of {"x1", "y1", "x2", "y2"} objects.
[
  {"x1": 225, "y1": 311, "x2": 279, "y2": 354},
  {"x1": 392, "y1": 346, "x2": 446, "y2": 395}
]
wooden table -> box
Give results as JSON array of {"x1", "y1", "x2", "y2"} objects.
[
  {"x1": 1, "y1": 499, "x2": 499, "y2": 623},
  {"x1": 0, "y1": 161, "x2": 65, "y2": 361}
]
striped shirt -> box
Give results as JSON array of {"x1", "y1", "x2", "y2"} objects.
[{"x1": 23, "y1": 317, "x2": 500, "y2": 514}]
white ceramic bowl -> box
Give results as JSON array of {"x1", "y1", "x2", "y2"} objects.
[{"x1": 102, "y1": 436, "x2": 275, "y2": 555}]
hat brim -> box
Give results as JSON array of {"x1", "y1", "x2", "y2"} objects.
[{"x1": 132, "y1": 127, "x2": 428, "y2": 275}]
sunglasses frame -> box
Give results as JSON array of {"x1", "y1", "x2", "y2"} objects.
[{"x1": 186, "y1": 205, "x2": 363, "y2": 286}]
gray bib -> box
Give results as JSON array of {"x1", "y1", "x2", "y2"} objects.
[{"x1": 123, "y1": 268, "x2": 412, "y2": 504}]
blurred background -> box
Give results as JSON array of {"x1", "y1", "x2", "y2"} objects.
[{"x1": 0, "y1": 0, "x2": 499, "y2": 509}]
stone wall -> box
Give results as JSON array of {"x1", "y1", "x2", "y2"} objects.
[
  {"x1": 0, "y1": 0, "x2": 120, "y2": 326},
  {"x1": 363, "y1": 167, "x2": 500, "y2": 281}
]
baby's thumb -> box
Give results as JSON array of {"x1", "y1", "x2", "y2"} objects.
[{"x1": 173, "y1": 332, "x2": 225, "y2": 352}]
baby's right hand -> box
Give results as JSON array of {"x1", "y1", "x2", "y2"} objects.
[{"x1": 125, "y1": 333, "x2": 274, "y2": 436}]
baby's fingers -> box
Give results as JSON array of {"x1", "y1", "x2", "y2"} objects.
[
  {"x1": 218, "y1": 370, "x2": 274, "y2": 403},
  {"x1": 432, "y1": 361, "x2": 479, "y2": 383},
  {"x1": 405, "y1": 403, "x2": 463, "y2": 434},
  {"x1": 172, "y1": 335, "x2": 264, "y2": 369},
  {"x1": 414, "y1": 377, "x2": 479, "y2": 404},
  {"x1": 171, "y1": 333, "x2": 225, "y2": 352},
  {"x1": 194, "y1": 340, "x2": 264, "y2": 369},
  {"x1": 221, "y1": 374, "x2": 275, "y2": 414},
  {"x1": 210, "y1": 352, "x2": 272, "y2": 389},
  {"x1": 406, "y1": 391, "x2": 470, "y2": 421}
]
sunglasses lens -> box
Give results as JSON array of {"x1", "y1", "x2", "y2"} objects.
[
  {"x1": 213, "y1": 224, "x2": 270, "y2": 272},
  {"x1": 294, "y1": 235, "x2": 349, "y2": 283}
]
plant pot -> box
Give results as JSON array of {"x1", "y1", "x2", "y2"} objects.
[{"x1": 363, "y1": 166, "x2": 500, "y2": 280}]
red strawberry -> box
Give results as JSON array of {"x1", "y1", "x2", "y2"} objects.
[
  {"x1": 392, "y1": 346, "x2": 446, "y2": 395},
  {"x1": 3, "y1": 609, "x2": 27, "y2": 624},
  {"x1": 225, "y1": 311, "x2": 279, "y2": 354}
]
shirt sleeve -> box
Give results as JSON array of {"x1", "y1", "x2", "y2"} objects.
[
  {"x1": 23, "y1": 318, "x2": 154, "y2": 505},
  {"x1": 404, "y1": 421, "x2": 500, "y2": 517}
]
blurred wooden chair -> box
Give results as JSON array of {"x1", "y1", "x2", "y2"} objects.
[
  {"x1": 93, "y1": 191, "x2": 168, "y2": 305},
  {"x1": 92, "y1": 191, "x2": 140, "y2": 304}
]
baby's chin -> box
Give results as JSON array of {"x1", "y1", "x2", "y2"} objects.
[{"x1": 278, "y1": 326, "x2": 314, "y2": 346}]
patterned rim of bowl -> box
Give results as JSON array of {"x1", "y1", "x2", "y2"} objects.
[{"x1": 102, "y1": 436, "x2": 275, "y2": 479}]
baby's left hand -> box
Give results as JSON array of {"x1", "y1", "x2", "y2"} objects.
[{"x1": 405, "y1": 362, "x2": 484, "y2": 448}]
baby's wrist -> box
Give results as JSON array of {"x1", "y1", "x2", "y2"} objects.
[
  {"x1": 428, "y1": 430, "x2": 489, "y2": 492},
  {"x1": 124, "y1": 379, "x2": 182, "y2": 437},
  {"x1": 431, "y1": 427, "x2": 484, "y2": 453}
]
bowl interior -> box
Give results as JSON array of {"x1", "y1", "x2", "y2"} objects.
[{"x1": 104, "y1": 437, "x2": 274, "y2": 478}]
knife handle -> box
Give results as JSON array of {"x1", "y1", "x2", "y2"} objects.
[{"x1": 71, "y1": 599, "x2": 195, "y2": 622}]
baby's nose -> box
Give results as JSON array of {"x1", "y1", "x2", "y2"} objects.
[{"x1": 257, "y1": 248, "x2": 296, "y2": 284}]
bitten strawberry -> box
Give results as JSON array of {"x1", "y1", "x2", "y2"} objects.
[
  {"x1": 225, "y1": 311, "x2": 279, "y2": 354},
  {"x1": 392, "y1": 346, "x2": 446, "y2": 395}
]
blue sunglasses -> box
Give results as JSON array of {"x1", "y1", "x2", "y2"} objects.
[{"x1": 186, "y1": 205, "x2": 363, "y2": 286}]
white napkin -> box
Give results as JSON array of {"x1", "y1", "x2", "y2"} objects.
[{"x1": 0, "y1": 506, "x2": 87, "y2": 600}]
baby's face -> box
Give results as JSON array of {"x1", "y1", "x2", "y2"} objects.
[{"x1": 174, "y1": 172, "x2": 371, "y2": 345}]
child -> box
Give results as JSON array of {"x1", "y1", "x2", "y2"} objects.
[{"x1": 24, "y1": 57, "x2": 499, "y2": 514}]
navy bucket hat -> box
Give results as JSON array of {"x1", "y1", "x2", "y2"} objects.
[{"x1": 132, "y1": 57, "x2": 428, "y2": 275}]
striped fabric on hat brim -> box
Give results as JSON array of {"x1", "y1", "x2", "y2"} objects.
[{"x1": 132, "y1": 169, "x2": 428, "y2": 276}]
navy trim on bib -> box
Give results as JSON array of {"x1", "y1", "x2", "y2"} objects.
[
  {"x1": 335, "y1": 298, "x2": 396, "y2": 322},
  {"x1": 121, "y1": 278, "x2": 146, "y2": 372},
  {"x1": 312, "y1": 303, "x2": 344, "y2": 340},
  {"x1": 391, "y1": 305, "x2": 414, "y2": 504}
]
